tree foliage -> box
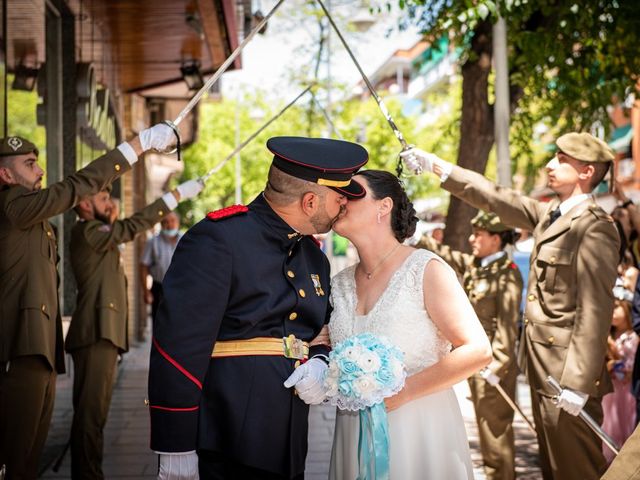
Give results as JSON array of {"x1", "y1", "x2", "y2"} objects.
[{"x1": 384, "y1": 0, "x2": 640, "y2": 250}]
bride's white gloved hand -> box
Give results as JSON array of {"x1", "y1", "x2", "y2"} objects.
[
  {"x1": 157, "y1": 451, "x2": 199, "y2": 480},
  {"x1": 283, "y1": 357, "x2": 328, "y2": 405}
]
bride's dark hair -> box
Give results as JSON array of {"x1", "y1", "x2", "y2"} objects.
[{"x1": 358, "y1": 170, "x2": 418, "y2": 242}]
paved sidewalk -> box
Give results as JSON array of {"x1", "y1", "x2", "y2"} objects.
[{"x1": 39, "y1": 335, "x2": 541, "y2": 478}]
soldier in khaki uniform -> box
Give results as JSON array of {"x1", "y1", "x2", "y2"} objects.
[
  {"x1": 402, "y1": 132, "x2": 620, "y2": 480},
  {"x1": 66, "y1": 178, "x2": 203, "y2": 479},
  {"x1": 601, "y1": 423, "x2": 640, "y2": 479},
  {"x1": 417, "y1": 211, "x2": 523, "y2": 480},
  {"x1": 0, "y1": 125, "x2": 175, "y2": 479}
]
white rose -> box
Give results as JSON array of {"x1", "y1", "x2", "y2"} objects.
[
  {"x1": 344, "y1": 345, "x2": 365, "y2": 360},
  {"x1": 353, "y1": 374, "x2": 379, "y2": 398},
  {"x1": 356, "y1": 350, "x2": 382, "y2": 373}
]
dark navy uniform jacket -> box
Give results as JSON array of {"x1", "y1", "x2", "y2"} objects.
[{"x1": 148, "y1": 194, "x2": 331, "y2": 478}]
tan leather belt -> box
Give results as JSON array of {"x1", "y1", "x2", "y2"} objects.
[{"x1": 211, "y1": 335, "x2": 309, "y2": 360}]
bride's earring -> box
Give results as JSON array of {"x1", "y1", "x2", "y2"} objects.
[{"x1": 377, "y1": 211, "x2": 381, "y2": 224}]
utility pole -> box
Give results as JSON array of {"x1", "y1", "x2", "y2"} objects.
[{"x1": 493, "y1": 15, "x2": 511, "y2": 187}]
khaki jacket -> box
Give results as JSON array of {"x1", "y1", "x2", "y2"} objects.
[
  {"x1": 443, "y1": 165, "x2": 619, "y2": 397},
  {"x1": 0, "y1": 148, "x2": 131, "y2": 372},
  {"x1": 66, "y1": 198, "x2": 170, "y2": 353},
  {"x1": 417, "y1": 235, "x2": 523, "y2": 377}
]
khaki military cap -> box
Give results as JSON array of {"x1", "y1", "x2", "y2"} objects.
[
  {"x1": 556, "y1": 132, "x2": 614, "y2": 163},
  {"x1": 471, "y1": 211, "x2": 512, "y2": 233},
  {"x1": 0, "y1": 136, "x2": 38, "y2": 157}
]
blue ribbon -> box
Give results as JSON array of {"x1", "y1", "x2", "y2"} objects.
[{"x1": 357, "y1": 403, "x2": 390, "y2": 480}]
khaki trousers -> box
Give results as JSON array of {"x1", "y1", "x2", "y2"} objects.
[
  {"x1": 70, "y1": 340, "x2": 119, "y2": 480},
  {"x1": 530, "y1": 386, "x2": 607, "y2": 480},
  {"x1": 468, "y1": 366, "x2": 517, "y2": 480},
  {"x1": 0, "y1": 355, "x2": 56, "y2": 480},
  {"x1": 601, "y1": 423, "x2": 640, "y2": 480}
]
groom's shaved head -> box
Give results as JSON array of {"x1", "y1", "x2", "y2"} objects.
[{"x1": 264, "y1": 165, "x2": 325, "y2": 206}]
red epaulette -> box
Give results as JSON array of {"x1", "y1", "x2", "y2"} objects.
[
  {"x1": 308, "y1": 235, "x2": 321, "y2": 248},
  {"x1": 206, "y1": 205, "x2": 248, "y2": 221}
]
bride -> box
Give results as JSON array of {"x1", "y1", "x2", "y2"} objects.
[{"x1": 328, "y1": 170, "x2": 491, "y2": 479}]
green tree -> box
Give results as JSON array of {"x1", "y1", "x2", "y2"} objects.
[{"x1": 389, "y1": 0, "x2": 640, "y2": 250}]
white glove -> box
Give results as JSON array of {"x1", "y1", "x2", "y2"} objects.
[
  {"x1": 399, "y1": 147, "x2": 438, "y2": 174},
  {"x1": 139, "y1": 123, "x2": 176, "y2": 152},
  {"x1": 283, "y1": 357, "x2": 328, "y2": 405},
  {"x1": 480, "y1": 368, "x2": 500, "y2": 387},
  {"x1": 158, "y1": 452, "x2": 199, "y2": 480},
  {"x1": 176, "y1": 179, "x2": 205, "y2": 200},
  {"x1": 557, "y1": 388, "x2": 588, "y2": 416}
]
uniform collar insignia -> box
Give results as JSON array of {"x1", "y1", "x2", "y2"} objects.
[{"x1": 287, "y1": 232, "x2": 299, "y2": 239}]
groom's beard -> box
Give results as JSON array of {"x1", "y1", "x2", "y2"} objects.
[{"x1": 311, "y1": 205, "x2": 345, "y2": 234}]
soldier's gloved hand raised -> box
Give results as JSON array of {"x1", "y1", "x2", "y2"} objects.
[
  {"x1": 557, "y1": 388, "x2": 588, "y2": 416},
  {"x1": 176, "y1": 179, "x2": 205, "y2": 201},
  {"x1": 399, "y1": 148, "x2": 438, "y2": 175},
  {"x1": 139, "y1": 123, "x2": 176, "y2": 152},
  {"x1": 480, "y1": 368, "x2": 500, "y2": 387},
  {"x1": 157, "y1": 451, "x2": 199, "y2": 480},
  {"x1": 283, "y1": 357, "x2": 328, "y2": 405}
]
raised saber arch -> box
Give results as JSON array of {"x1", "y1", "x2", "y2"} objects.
[
  {"x1": 161, "y1": 0, "x2": 286, "y2": 160},
  {"x1": 315, "y1": 0, "x2": 415, "y2": 175}
]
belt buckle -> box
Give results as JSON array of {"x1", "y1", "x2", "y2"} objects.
[{"x1": 283, "y1": 334, "x2": 304, "y2": 360}]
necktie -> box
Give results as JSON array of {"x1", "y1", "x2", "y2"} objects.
[{"x1": 549, "y1": 207, "x2": 561, "y2": 225}]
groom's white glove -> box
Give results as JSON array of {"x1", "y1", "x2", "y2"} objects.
[
  {"x1": 157, "y1": 451, "x2": 199, "y2": 480},
  {"x1": 556, "y1": 388, "x2": 589, "y2": 416},
  {"x1": 283, "y1": 357, "x2": 328, "y2": 405},
  {"x1": 480, "y1": 368, "x2": 500, "y2": 387},
  {"x1": 399, "y1": 148, "x2": 452, "y2": 181}
]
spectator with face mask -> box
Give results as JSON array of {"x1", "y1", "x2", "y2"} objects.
[{"x1": 140, "y1": 211, "x2": 183, "y2": 324}]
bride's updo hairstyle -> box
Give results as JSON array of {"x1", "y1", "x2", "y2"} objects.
[{"x1": 358, "y1": 170, "x2": 419, "y2": 242}]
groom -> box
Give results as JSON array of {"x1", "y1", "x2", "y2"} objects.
[
  {"x1": 402, "y1": 132, "x2": 619, "y2": 480},
  {"x1": 148, "y1": 136, "x2": 367, "y2": 479}
]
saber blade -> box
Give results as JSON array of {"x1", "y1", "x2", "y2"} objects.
[
  {"x1": 315, "y1": 0, "x2": 409, "y2": 151},
  {"x1": 492, "y1": 381, "x2": 537, "y2": 434},
  {"x1": 546, "y1": 376, "x2": 620, "y2": 455},
  {"x1": 173, "y1": 0, "x2": 286, "y2": 127},
  {"x1": 201, "y1": 85, "x2": 313, "y2": 182}
]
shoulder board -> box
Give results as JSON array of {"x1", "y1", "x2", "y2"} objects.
[
  {"x1": 307, "y1": 235, "x2": 321, "y2": 248},
  {"x1": 206, "y1": 204, "x2": 248, "y2": 222},
  {"x1": 587, "y1": 203, "x2": 614, "y2": 223}
]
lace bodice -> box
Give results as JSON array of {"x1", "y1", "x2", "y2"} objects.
[{"x1": 329, "y1": 249, "x2": 452, "y2": 376}]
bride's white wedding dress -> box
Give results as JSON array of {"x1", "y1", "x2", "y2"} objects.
[{"x1": 328, "y1": 249, "x2": 474, "y2": 480}]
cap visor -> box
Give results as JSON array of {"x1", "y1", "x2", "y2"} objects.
[{"x1": 330, "y1": 179, "x2": 365, "y2": 199}]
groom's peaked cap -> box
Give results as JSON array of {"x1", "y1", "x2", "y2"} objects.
[{"x1": 266, "y1": 136, "x2": 368, "y2": 199}]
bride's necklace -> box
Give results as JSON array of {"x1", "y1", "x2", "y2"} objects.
[{"x1": 362, "y1": 243, "x2": 402, "y2": 280}]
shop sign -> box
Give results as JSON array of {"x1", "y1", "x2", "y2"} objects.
[{"x1": 76, "y1": 63, "x2": 118, "y2": 150}]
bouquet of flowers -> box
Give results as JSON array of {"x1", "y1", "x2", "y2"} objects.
[
  {"x1": 323, "y1": 333, "x2": 406, "y2": 479},
  {"x1": 324, "y1": 332, "x2": 406, "y2": 410}
]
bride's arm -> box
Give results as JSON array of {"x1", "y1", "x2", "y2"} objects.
[{"x1": 385, "y1": 258, "x2": 491, "y2": 411}]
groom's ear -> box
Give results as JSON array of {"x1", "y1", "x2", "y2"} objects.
[{"x1": 300, "y1": 191, "x2": 319, "y2": 216}]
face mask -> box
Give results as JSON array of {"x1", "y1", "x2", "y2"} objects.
[{"x1": 162, "y1": 228, "x2": 179, "y2": 237}]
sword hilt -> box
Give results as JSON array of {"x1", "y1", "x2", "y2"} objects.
[{"x1": 159, "y1": 120, "x2": 181, "y2": 161}]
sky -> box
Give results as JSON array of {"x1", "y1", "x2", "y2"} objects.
[{"x1": 220, "y1": 0, "x2": 422, "y2": 100}]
